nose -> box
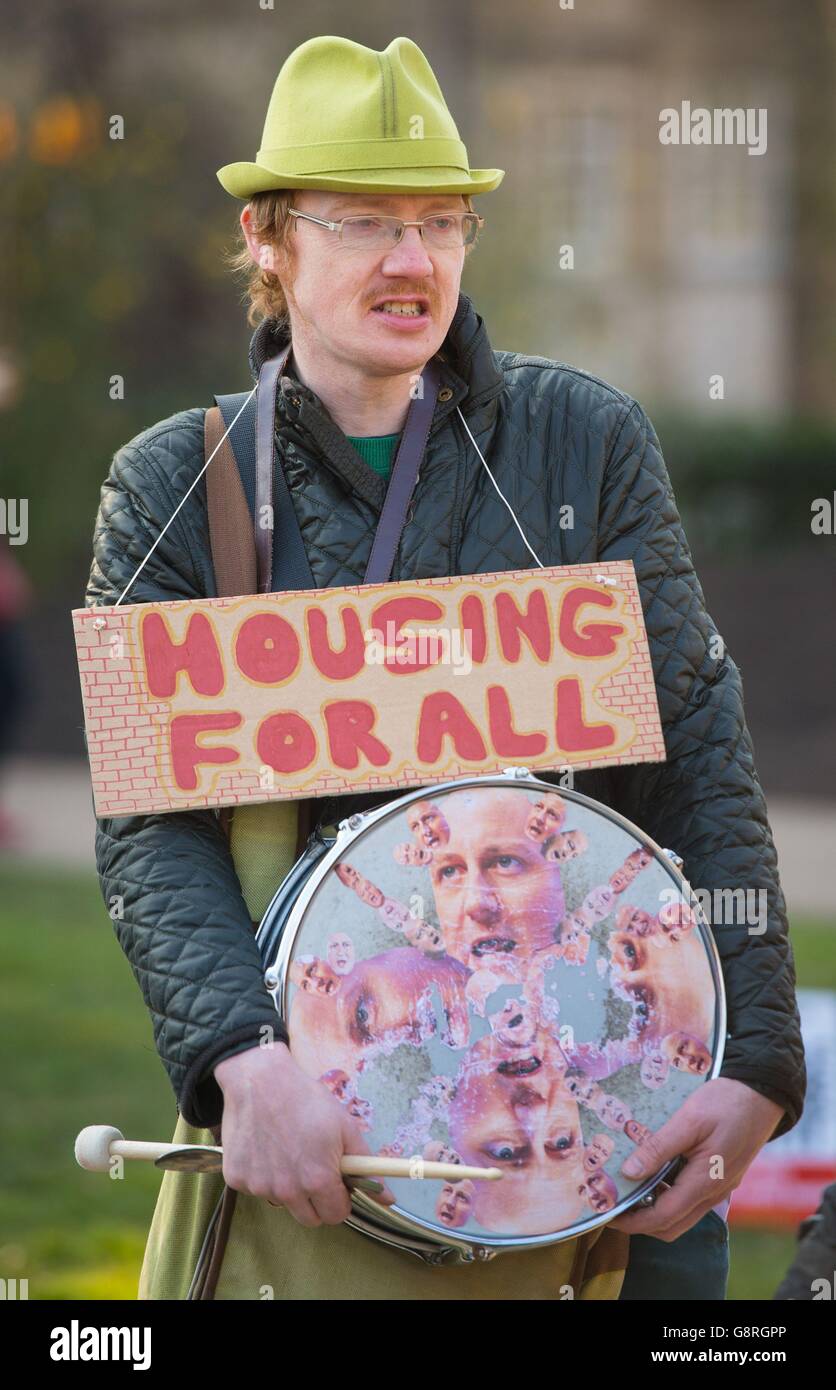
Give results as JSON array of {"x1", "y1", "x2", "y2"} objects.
[
  {"x1": 380, "y1": 225, "x2": 434, "y2": 278},
  {"x1": 463, "y1": 879, "x2": 504, "y2": 928}
]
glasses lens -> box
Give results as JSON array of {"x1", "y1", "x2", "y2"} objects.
[
  {"x1": 422, "y1": 215, "x2": 470, "y2": 248},
  {"x1": 461, "y1": 213, "x2": 481, "y2": 246},
  {"x1": 340, "y1": 216, "x2": 398, "y2": 248}
]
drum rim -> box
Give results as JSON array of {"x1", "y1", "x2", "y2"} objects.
[{"x1": 258, "y1": 767, "x2": 728, "y2": 1252}]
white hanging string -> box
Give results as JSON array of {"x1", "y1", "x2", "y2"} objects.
[
  {"x1": 455, "y1": 405, "x2": 545, "y2": 568},
  {"x1": 110, "y1": 386, "x2": 544, "y2": 609},
  {"x1": 113, "y1": 387, "x2": 257, "y2": 607}
]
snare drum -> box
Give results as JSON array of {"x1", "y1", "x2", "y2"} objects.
[{"x1": 256, "y1": 768, "x2": 726, "y2": 1265}]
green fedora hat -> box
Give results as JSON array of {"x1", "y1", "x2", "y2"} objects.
[{"x1": 216, "y1": 34, "x2": 504, "y2": 198}]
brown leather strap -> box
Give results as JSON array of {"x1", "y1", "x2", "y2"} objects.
[
  {"x1": 197, "y1": 1185, "x2": 238, "y2": 1301},
  {"x1": 205, "y1": 405, "x2": 258, "y2": 598}
]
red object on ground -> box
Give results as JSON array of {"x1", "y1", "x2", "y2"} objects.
[{"x1": 730, "y1": 1158, "x2": 836, "y2": 1229}]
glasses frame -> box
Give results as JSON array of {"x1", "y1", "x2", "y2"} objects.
[{"x1": 287, "y1": 207, "x2": 485, "y2": 249}]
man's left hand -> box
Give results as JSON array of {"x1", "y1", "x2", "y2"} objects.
[{"x1": 609, "y1": 1078, "x2": 784, "y2": 1241}]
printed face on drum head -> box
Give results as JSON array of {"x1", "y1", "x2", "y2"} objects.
[
  {"x1": 524, "y1": 793, "x2": 566, "y2": 843},
  {"x1": 403, "y1": 915, "x2": 445, "y2": 955},
  {"x1": 640, "y1": 1051, "x2": 669, "y2": 1089},
  {"x1": 565, "y1": 1068, "x2": 603, "y2": 1107},
  {"x1": 289, "y1": 956, "x2": 341, "y2": 996},
  {"x1": 327, "y1": 932, "x2": 355, "y2": 975},
  {"x1": 448, "y1": 1030, "x2": 587, "y2": 1234},
  {"x1": 289, "y1": 946, "x2": 470, "y2": 1080},
  {"x1": 656, "y1": 899, "x2": 698, "y2": 944},
  {"x1": 407, "y1": 800, "x2": 450, "y2": 850},
  {"x1": 542, "y1": 829, "x2": 589, "y2": 863},
  {"x1": 334, "y1": 862, "x2": 385, "y2": 907},
  {"x1": 662, "y1": 1031, "x2": 712, "y2": 1075},
  {"x1": 583, "y1": 1133, "x2": 615, "y2": 1171},
  {"x1": 436, "y1": 1179, "x2": 475, "y2": 1228},
  {"x1": 428, "y1": 789, "x2": 566, "y2": 969},
  {"x1": 609, "y1": 927, "x2": 714, "y2": 1046},
  {"x1": 580, "y1": 1169, "x2": 618, "y2": 1214},
  {"x1": 591, "y1": 1092, "x2": 632, "y2": 1129},
  {"x1": 624, "y1": 1118, "x2": 652, "y2": 1145},
  {"x1": 393, "y1": 841, "x2": 433, "y2": 867},
  {"x1": 615, "y1": 904, "x2": 657, "y2": 937},
  {"x1": 424, "y1": 1140, "x2": 461, "y2": 1165}
]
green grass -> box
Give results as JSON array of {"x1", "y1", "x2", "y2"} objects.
[
  {"x1": 0, "y1": 866, "x2": 172, "y2": 1300},
  {"x1": 0, "y1": 864, "x2": 831, "y2": 1300}
]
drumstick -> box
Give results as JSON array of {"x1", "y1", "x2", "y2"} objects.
[{"x1": 74, "y1": 1126, "x2": 502, "y2": 1183}]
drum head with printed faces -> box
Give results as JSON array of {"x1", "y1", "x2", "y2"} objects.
[{"x1": 268, "y1": 776, "x2": 725, "y2": 1249}]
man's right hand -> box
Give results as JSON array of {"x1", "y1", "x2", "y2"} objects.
[{"x1": 214, "y1": 1041, "x2": 396, "y2": 1227}]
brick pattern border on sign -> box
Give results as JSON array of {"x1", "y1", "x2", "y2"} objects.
[{"x1": 73, "y1": 562, "x2": 665, "y2": 817}]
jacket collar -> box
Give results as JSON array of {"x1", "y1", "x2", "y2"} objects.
[
  {"x1": 246, "y1": 292, "x2": 503, "y2": 509},
  {"x1": 248, "y1": 292, "x2": 503, "y2": 420}
]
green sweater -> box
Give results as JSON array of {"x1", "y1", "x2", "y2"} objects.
[{"x1": 346, "y1": 433, "x2": 400, "y2": 479}]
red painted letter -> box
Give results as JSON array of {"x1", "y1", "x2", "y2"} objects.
[
  {"x1": 306, "y1": 605, "x2": 365, "y2": 680},
  {"x1": 417, "y1": 692, "x2": 487, "y2": 764},
  {"x1": 495, "y1": 588, "x2": 551, "y2": 663},
  {"x1": 555, "y1": 678, "x2": 615, "y2": 752},
  {"x1": 142, "y1": 612, "x2": 224, "y2": 699},
  {"x1": 169, "y1": 711, "x2": 241, "y2": 791},
  {"x1": 487, "y1": 685, "x2": 547, "y2": 757},
  {"x1": 235, "y1": 613, "x2": 300, "y2": 685},
  {"x1": 370, "y1": 595, "x2": 445, "y2": 674},
  {"x1": 559, "y1": 586, "x2": 624, "y2": 658},
  {"x1": 256, "y1": 711, "x2": 317, "y2": 774},
  {"x1": 459, "y1": 593, "x2": 487, "y2": 663},
  {"x1": 324, "y1": 701, "x2": 391, "y2": 770}
]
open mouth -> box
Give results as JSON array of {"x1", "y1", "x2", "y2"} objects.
[
  {"x1": 628, "y1": 984, "x2": 655, "y2": 1032},
  {"x1": 370, "y1": 297, "x2": 430, "y2": 322},
  {"x1": 497, "y1": 1055, "x2": 542, "y2": 1077},
  {"x1": 472, "y1": 936, "x2": 516, "y2": 958}
]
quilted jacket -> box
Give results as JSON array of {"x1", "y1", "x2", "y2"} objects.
[{"x1": 85, "y1": 291, "x2": 805, "y2": 1137}]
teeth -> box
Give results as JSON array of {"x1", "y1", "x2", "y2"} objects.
[{"x1": 377, "y1": 301, "x2": 423, "y2": 316}]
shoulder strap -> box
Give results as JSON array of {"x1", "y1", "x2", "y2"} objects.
[
  {"x1": 204, "y1": 403, "x2": 257, "y2": 598},
  {"x1": 364, "y1": 357, "x2": 441, "y2": 584},
  {"x1": 208, "y1": 349, "x2": 442, "y2": 599},
  {"x1": 215, "y1": 354, "x2": 315, "y2": 594},
  {"x1": 252, "y1": 351, "x2": 316, "y2": 594}
]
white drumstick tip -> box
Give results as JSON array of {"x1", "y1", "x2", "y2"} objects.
[{"x1": 75, "y1": 1124, "x2": 124, "y2": 1171}]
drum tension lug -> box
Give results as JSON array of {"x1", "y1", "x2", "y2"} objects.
[{"x1": 661, "y1": 847, "x2": 684, "y2": 870}]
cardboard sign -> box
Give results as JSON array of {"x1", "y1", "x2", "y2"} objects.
[{"x1": 72, "y1": 561, "x2": 665, "y2": 818}]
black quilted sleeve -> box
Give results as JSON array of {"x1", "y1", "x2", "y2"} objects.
[
  {"x1": 593, "y1": 400, "x2": 805, "y2": 1140},
  {"x1": 85, "y1": 411, "x2": 287, "y2": 1129}
]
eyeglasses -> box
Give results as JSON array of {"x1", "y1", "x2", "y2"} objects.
[{"x1": 287, "y1": 208, "x2": 484, "y2": 250}]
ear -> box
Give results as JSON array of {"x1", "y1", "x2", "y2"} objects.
[{"x1": 240, "y1": 205, "x2": 264, "y2": 267}]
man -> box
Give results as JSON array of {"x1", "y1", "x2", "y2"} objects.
[{"x1": 86, "y1": 35, "x2": 804, "y2": 1299}]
